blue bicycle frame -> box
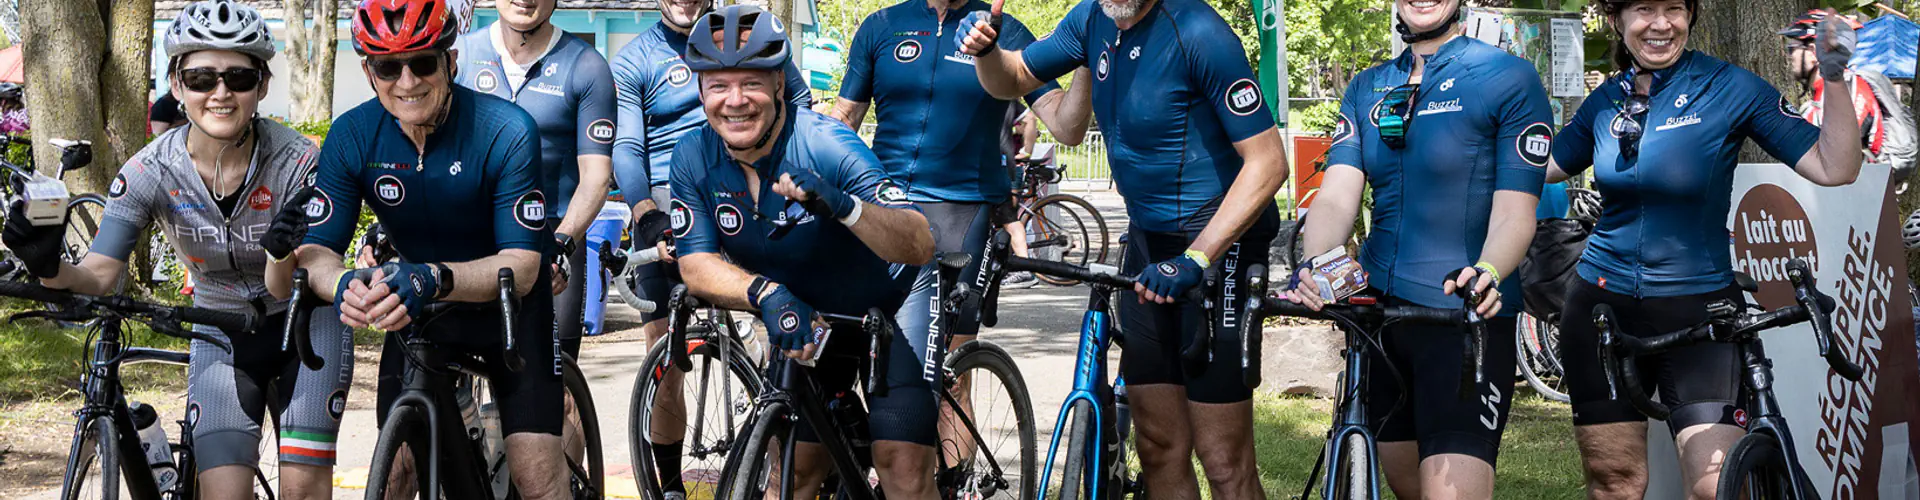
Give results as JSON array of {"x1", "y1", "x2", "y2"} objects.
[{"x1": 1036, "y1": 281, "x2": 1128, "y2": 499}]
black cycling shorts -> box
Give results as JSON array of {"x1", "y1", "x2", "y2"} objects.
[
  {"x1": 555, "y1": 236, "x2": 587, "y2": 356},
  {"x1": 375, "y1": 273, "x2": 562, "y2": 437},
  {"x1": 1560, "y1": 279, "x2": 1747, "y2": 430},
  {"x1": 1114, "y1": 218, "x2": 1275, "y2": 405},
  {"x1": 904, "y1": 202, "x2": 997, "y2": 339},
  {"x1": 789, "y1": 311, "x2": 938, "y2": 446},
  {"x1": 634, "y1": 186, "x2": 680, "y2": 324},
  {"x1": 1365, "y1": 306, "x2": 1518, "y2": 464}
]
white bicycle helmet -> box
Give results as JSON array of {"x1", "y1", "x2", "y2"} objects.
[
  {"x1": 1903, "y1": 209, "x2": 1920, "y2": 250},
  {"x1": 165, "y1": 0, "x2": 276, "y2": 64},
  {"x1": 1568, "y1": 187, "x2": 1603, "y2": 223}
]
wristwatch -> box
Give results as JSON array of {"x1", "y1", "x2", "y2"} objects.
[{"x1": 431, "y1": 263, "x2": 454, "y2": 300}]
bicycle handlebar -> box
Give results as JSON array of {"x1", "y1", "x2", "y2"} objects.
[
  {"x1": 408, "y1": 267, "x2": 522, "y2": 372},
  {"x1": 1594, "y1": 258, "x2": 1860, "y2": 421},
  {"x1": 1239, "y1": 264, "x2": 1484, "y2": 399},
  {"x1": 0, "y1": 274, "x2": 253, "y2": 351},
  {"x1": 1000, "y1": 251, "x2": 1210, "y2": 373},
  {"x1": 284, "y1": 269, "x2": 325, "y2": 370}
]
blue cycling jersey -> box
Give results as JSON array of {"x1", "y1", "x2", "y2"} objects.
[
  {"x1": 668, "y1": 104, "x2": 917, "y2": 314},
  {"x1": 610, "y1": 23, "x2": 814, "y2": 202},
  {"x1": 1021, "y1": 0, "x2": 1276, "y2": 232},
  {"x1": 1551, "y1": 50, "x2": 1820, "y2": 298},
  {"x1": 839, "y1": 0, "x2": 1060, "y2": 203},
  {"x1": 452, "y1": 26, "x2": 615, "y2": 219},
  {"x1": 305, "y1": 87, "x2": 549, "y2": 264},
  {"x1": 1327, "y1": 36, "x2": 1551, "y2": 314}
]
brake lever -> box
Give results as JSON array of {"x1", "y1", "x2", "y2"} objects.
[
  {"x1": 154, "y1": 321, "x2": 231, "y2": 353},
  {"x1": 497, "y1": 268, "x2": 524, "y2": 373},
  {"x1": 1443, "y1": 268, "x2": 1488, "y2": 401}
]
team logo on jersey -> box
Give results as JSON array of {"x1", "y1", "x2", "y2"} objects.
[
  {"x1": 1675, "y1": 94, "x2": 1689, "y2": 108},
  {"x1": 374, "y1": 175, "x2": 406, "y2": 206},
  {"x1": 1517, "y1": 122, "x2": 1552, "y2": 167},
  {"x1": 543, "y1": 64, "x2": 558, "y2": 78},
  {"x1": 449, "y1": 161, "x2": 463, "y2": 176},
  {"x1": 1095, "y1": 51, "x2": 1111, "y2": 81},
  {"x1": 187, "y1": 403, "x2": 201, "y2": 426},
  {"x1": 1226, "y1": 79, "x2": 1262, "y2": 116},
  {"x1": 1779, "y1": 97, "x2": 1802, "y2": 118},
  {"x1": 328, "y1": 390, "x2": 347, "y2": 420},
  {"x1": 589, "y1": 119, "x2": 616, "y2": 145},
  {"x1": 1438, "y1": 78, "x2": 1454, "y2": 92},
  {"x1": 1129, "y1": 46, "x2": 1140, "y2": 60},
  {"x1": 875, "y1": 180, "x2": 909, "y2": 206},
  {"x1": 306, "y1": 188, "x2": 333, "y2": 226},
  {"x1": 108, "y1": 174, "x2": 128, "y2": 199},
  {"x1": 476, "y1": 69, "x2": 500, "y2": 93},
  {"x1": 248, "y1": 186, "x2": 274, "y2": 211},
  {"x1": 894, "y1": 40, "x2": 922, "y2": 63},
  {"x1": 669, "y1": 199, "x2": 692, "y2": 238},
  {"x1": 515, "y1": 191, "x2": 547, "y2": 230},
  {"x1": 300, "y1": 163, "x2": 320, "y2": 187},
  {"x1": 666, "y1": 64, "x2": 692, "y2": 87},
  {"x1": 714, "y1": 203, "x2": 744, "y2": 235},
  {"x1": 1331, "y1": 114, "x2": 1355, "y2": 144}
]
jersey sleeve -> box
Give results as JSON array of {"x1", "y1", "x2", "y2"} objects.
[
  {"x1": 1184, "y1": 15, "x2": 1274, "y2": 143},
  {"x1": 827, "y1": 130, "x2": 916, "y2": 211},
  {"x1": 784, "y1": 58, "x2": 815, "y2": 108},
  {"x1": 1738, "y1": 78, "x2": 1821, "y2": 165},
  {"x1": 491, "y1": 119, "x2": 547, "y2": 253},
  {"x1": 1325, "y1": 80, "x2": 1365, "y2": 173},
  {"x1": 999, "y1": 15, "x2": 1063, "y2": 105},
  {"x1": 1550, "y1": 88, "x2": 1603, "y2": 176},
  {"x1": 571, "y1": 48, "x2": 617, "y2": 158},
  {"x1": 1022, "y1": 0, "x2": 1093, "y2": 82},
  {"x1": 666, "y1": 136, "x2": 720, "y2": 256},
  {"x1": 837, "y1": 14, "x2": 881, "y2": 103},
  {"x1": 610, "y1": 44, "x2": 653, "y2": 208},
  {"x1": 1490, "y1": 63, "x2": 1553, "y2": 194},
  {"x1": 304, "y1": 122, "x2": 367, "y2": 253},
  {"x1": 87, "y1": 152, "x2": 166, "y2": 261}
]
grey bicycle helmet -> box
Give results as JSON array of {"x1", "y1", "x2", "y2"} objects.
[
  {"x1": 1568, "y1": 187, "x2": 1603, "y2": 223},
  {"x1": 165, "y1": 0, "x2": 276, "y2": 64},
  {"x1": 1903, "y1": 209, "x2": 1920, "y2": 250},
  {"x1": 683, "y1": 4, "x2": 790, "y2": 72}
]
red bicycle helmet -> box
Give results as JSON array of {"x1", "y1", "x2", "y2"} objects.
[
  {"x1": 1778, "y1": 9, "x2": 1861, "y2": 42},
  {"x1": 352, "y1": 0, "x2": 458, "y2": 56}
]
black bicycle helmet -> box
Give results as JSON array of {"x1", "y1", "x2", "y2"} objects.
[
  {"x1": 683, "y1": 4, "x2": 790, "y2": 72},
  {"x1": 0, "y1": 83, "x2": 22, "y2": 101}
]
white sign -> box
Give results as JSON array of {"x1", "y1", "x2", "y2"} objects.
[
  {"x1": 1550, "y1": 18, "x2": 1584, "y2": 97},
  {"x1": 1465, "y1": 11, "x2": 1503, "y2": 45}
]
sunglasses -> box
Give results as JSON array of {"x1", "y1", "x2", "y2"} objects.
[
  {"x1": 1617, "y1": 93, "x2": 1651, "y2": 162},
  {"x1": 1378, "y1": 83, "x2": 1419, "y2": 150},
  {"x1": 1782, "y1": 39, "x2": 1814, "y2": 53},
  {"x1": 177, "y1": 67, "x2": 263, "y2": 93},
  {"x1": 368, "y1": 54, "x2": 443, "y2": 81}
]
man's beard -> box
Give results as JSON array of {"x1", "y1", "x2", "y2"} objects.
[{"x1": 1097, "y1": 0, "x2": 1145, "y2": 21}]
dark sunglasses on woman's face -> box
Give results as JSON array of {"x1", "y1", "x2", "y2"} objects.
[
  {"x1": 177, "y1": 67, "x2": 263, "y2": 93},
  {"x1": 368, "y1": 54, "x2": 442, "y2": 81}
]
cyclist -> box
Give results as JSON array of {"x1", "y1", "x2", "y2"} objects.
[
  {"x1": 1546, "y1": 2, "x2": 1864, "y2": 499},
  {"x1": 1281, "y1": 1, "x2": 1549, "y2": 497},
  {"x1": 667, "y1": 6, "x2": 937, "y2": 497},
  {"x1": 998, "y1": 101, "x2": 1040, "y2": 289},
  {"x1": 1, "y1": 2, "x2": 352, "y2": 499},
  {"x1": 452, "y1": 0, "x2": 615, "y2": 358},
  {"x1": 293, "y1": 0, "x2": 565, "y2": 498},
  {"x1": 607, "y1": 0, "x2": 813, "y2": 493},
  {"x1": 962, "y1": 0, "x2": 1290, "y2": 495},
  {"x1": 830, "y1": 0, "x2": 1091, "y2": 359},
  {"x1": 1779, "y1": 9, "x2": 1916, "y2": 188}
]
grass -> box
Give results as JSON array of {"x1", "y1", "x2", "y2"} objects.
[
  {"x1": 0, "y1": 299, "x2": 192, "y2": 403},
  {"x1": 1249, "y1": 391, "x2": 1585, "y2": 499}
]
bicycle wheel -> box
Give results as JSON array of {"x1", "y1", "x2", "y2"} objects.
[
  {"x1": 562, "y1": 355, "x2": 605, "y2": 499},
  {"x1": 631, "y1": 327, "x2": 761, "y2": 500},
  {"x1": 62, "y1": 193, "x2": 106, "y2": 264},
  {"x1": 364, "y1": 405, "x2": 434, "y2": 500},
  {"x1": 61, "y1": 416, "x2": 121, "y2": 500},
  {"x1": 1051, "y1": 400, "x2": 1095, "y2": 500},
  {"x1": 1329, "y1": 433, "x2": 1371, "y2": 500},
  {"x1": 1515, "y1": 313, "x2": 1570, "y2": 403},
  {"x1": 940, "y1": 341, "x2": 1037, "y2": 500},
  {"x1": 721, "y1": 403, "x2": 795, "y2": 500},
  {"x1": 255, "y1": 428, "x2": 279, "y2": 500},
  {"x1": 1026, "y1": 195, "x2": 1108, "y2": 287},
  {"x1": 1716, "y1": 433, "x2": 1816, "y2": 500}
]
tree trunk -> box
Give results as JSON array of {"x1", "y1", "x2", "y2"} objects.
[
  {"x1": 19, "y1": 0, "x2": 105, "y2": 180},
  {"x1": 97, "y1": 0, "x2": 150, "y2": 194},
  {"x1": 1694, "y1": 0, "x2": 1818, "y2": 162},
  {"x1": 283, "y1": 0, "x2": 337, "y2": 124}
]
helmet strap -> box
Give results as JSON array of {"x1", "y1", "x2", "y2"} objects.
[{"x1": 1396, "y1": 2, "x2": 1463, "y2": 45}]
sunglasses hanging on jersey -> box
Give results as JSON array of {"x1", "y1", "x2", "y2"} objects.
[
  {"x1": 177, "y1": 68, "x2": 264, "y2": 93},
  {"x1": 368, "y1": 54, "x2": 443, "y2": 82},
  {"x1": 1616, "y1": 78, "x2": 1652, "y2": 163},
  {"x1": 1378, "y1": 83, "x2": 1419, "y2": 150}
]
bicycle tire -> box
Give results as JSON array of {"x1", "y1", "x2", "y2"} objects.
[
  {"x1": 1026, "y1": 195, "x2": 1108, "y2": 287},
  {"x1": 364, "y1": 405, "x2": 434, "y2": 500},
  {"x1": 1055, "y1": 400, "x2": 1095, "y2": 500},
  {"x1": 255, "y1": 427, "x2": 278, "y2": 500},
  {"x1": 1515, "y1": 313, "x2": 1570, "y2": 403},
  {"x1": 630, "y1": 328, "x2": 761, "y2": 500},
  {"x1": 1332, "y1": 433, "x2": 1371, "y2": 500},
  {"x1": 61, "y1": 416, "x2": 120, "y2": 500},
  {"x1": 562, "y1": 355, "x2": 606, "y2": 499},
  {"x1": 721, "y1": 402, "x2": 796, "y2": 500},
  {"x1": 1716, "y1": 433, "x2": 1816, "y2": 500},
  {"x1": 943, "y1": 341, "x2": 1038, "y2": 500},
  {"x1": 62, "y1": 193, "x2": 105, "y2": 265}
]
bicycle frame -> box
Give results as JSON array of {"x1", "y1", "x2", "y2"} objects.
[
  {"x1": 1035, "y1": 283, "x2": 1124, "y2": 499},
  {"x1": 1734, "y1": 339, "x2": 1818, "y2": 496},
  {"x1": 1319, "y1": 327, "x2": 1384, "y2": 500},
  {"x1": 383, "y1": 337, "x2": 508, "y2": 499},
  {"x1": 63, "y1": 317, "x2": 192, "y2": 500}
]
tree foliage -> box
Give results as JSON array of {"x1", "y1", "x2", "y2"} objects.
[{"x1": 1285, "y1": 0, "x2": 1389, "y2": 98}]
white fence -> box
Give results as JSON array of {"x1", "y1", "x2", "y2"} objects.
[{"x1": 854, "y1": 123, "x2": 1114, "y2": 192}]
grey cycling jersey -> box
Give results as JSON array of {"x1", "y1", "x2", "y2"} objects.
[{"x1": 91, "y1": 120, "x2": 319, "y2": 313}]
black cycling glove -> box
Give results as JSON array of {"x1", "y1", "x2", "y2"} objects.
[
  {"x1": 262, "y1": 186, "x2": 317, "y2": 261},
  {"x1": 2, "y1": 199, "x2": 65, "y2": 278},
  {"x1": 633, "y1": 209, "x2": 672, "y2": 248}
]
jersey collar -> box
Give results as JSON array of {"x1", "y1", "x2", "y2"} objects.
[
  {"x1": 1623, "y1": 50, "x2": 1696, "y2": 96},
  {"x1": 488, "y1": 21, "x2": 565, "y2": 72},
  {"x1": 1393, "y1": 35, "x2": 1471, "y2": 75}
]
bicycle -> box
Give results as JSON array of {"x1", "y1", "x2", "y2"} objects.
[
  {"x1": 0, "y1": 136, "x2": 103, "y2": 272},
  {"x1": 713, "y1": 254, "x2": 1034, "y2": 500},
  {"x1": 1006, "y1": 144, "x2": 1109, "y2": 286},
  {"x1": 1234, "y1": 264, "x2": 1489, "y2": 500},
  {"x1": 0, "y1": 262, "x2": 275, "y2": 500},
  {"x1": 1514, "y1": 186, "x2": 1600, "y2": 404},
  {"x1": 332, "y1": 268, "x2": 602, "y2": 500},
  {"x1": 1592, "y1": 259, "x2": 1861, "y2": 500}
]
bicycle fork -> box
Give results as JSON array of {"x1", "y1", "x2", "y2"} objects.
[{"x1": 1038, "y1": 306, "x2": 1117, "y2": 499}]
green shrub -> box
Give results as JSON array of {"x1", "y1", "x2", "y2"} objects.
[{"x1": 1290, "y1": 101, "x2": 1341, "y2": 135}]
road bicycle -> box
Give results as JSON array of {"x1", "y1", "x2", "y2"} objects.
[
  {"x1": 1593, "y1": 259, "x2": 1861, "y2": 500},
  {"x1": 333, "y1": 268, "x2": 602, "y2": 500},
  {"x1": 1514, "y1": 186, "x2": 1601, "y2": 404},
  {"x1": 1235, "y1": 264, "x2": 1488, "y2": 500},
  {"x1": 0, "y1": 136, "x2": 105, "y2": 273},
  {"x1": 0, "y1": 262, "x2": 270, "y2": 500},
  {"x1": 1005, "y1": 145, "x2": 1108, "y2": 286}
]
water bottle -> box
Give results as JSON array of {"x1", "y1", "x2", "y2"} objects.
[
  {"x1": 829, "y1": 392, "x2": 875, "y2": 469},
  {"x1": 1114, "y1": 380, "x2": 1133, "y2": 443},
  {"x1": 131, "y1": 402, "x2": 180, "y2": 494}
]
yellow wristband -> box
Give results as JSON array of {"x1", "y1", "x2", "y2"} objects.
[
  {"x1": 1183, "y1": 249, "x2": 1211, "y2": 270},
  {"x1": 1473, "y1": 262, "x2": 1502, "y2": 284}
]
